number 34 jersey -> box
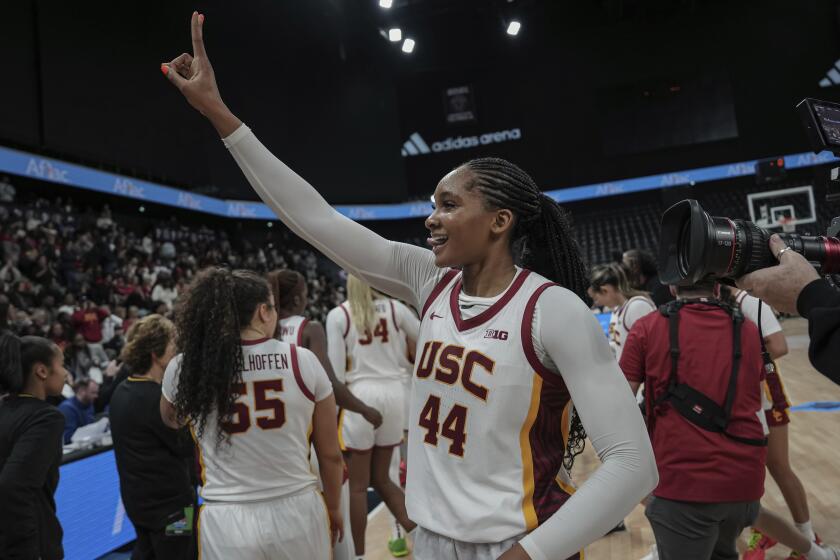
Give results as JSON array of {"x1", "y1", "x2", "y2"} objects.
[
  {"x1": 161, "y1": 338, "x2": 332, "y2": 502},
  {"x1": 407, "y1": 268, "x2": 575, "y2": 543}
]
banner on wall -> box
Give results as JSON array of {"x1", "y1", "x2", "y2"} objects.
[
  {"x1": 400, "y1": 128, "x2": 523, "y2": 157},
  {"x1": 443, "y1": 85, "x2": 478, "y2": 124}
]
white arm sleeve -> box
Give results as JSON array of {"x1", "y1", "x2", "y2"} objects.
[
  {"x1": 224, "y1": 125, "x2": 440, "y2": 309},
  {"x1": 395, "y1": 301, "x2": 421, "y2": 342},
  {"x1": 325, "y1": 307, "x2": 349, "y2": 384},
  {"x1": 518, "y1": 287, "x2": 658, "y2": 560}
]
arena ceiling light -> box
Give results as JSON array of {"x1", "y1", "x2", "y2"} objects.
[
  {"x1": 401, "y1": 38, "x2": 415, "y2": 53},
  {"x1": 506, "y1": 20, "x2": 521, "y2": 36},
  {"x1": 388, "y1": 28, "x2": 402, "y2": 42},
  {"x1": 379, "y1": 0, "x2": 393, "y2": 8}
]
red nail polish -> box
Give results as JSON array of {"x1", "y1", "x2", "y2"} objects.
[{"x1": 160, "y1": 64, "x2": 169, "y2": 76}]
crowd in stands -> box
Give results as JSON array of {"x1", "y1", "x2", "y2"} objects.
[{"x1": 0, "y1": 194, "x2": 346, "y2": 391}]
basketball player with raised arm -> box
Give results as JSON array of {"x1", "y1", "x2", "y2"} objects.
[{"x1": 161, "y1": 13, "x2": 657, "y2": 559}]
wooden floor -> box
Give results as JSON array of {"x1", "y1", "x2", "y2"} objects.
[{"x1": 364, "y1": 318, "x2": 840, "y2": 560}]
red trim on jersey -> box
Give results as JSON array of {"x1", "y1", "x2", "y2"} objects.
[
  {"x1": 735, "y1": 289, "x2": 747, "y2": 311},
  {"x1": 421, "y1": 269, "x2": 459, "y2": 320},
  {"x1": 297, "y1": 318, "x2": 309, "y2": 347},
  {"x1": 290, "y1": 345, "x2": 316, "y2": 402},
  {"x1": 449, "y1": 269, "x2": 532, "y2": 332},
  {"x1": 240, "y1": 337, "x2": 270, "y2": 346},
  {"x1": 521, "y1": 282, "x2": 566, "y2": 387},
  {"x1": 529, "y1": 381, "x2": 574, "y2": 526},
  {"x1": 389, "y1": 300, "x2": 400, "y2": 334},
  {"x1": 339, "y1": 304, "x2": 351, "y2": 339}
]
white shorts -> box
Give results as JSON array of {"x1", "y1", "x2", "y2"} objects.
[
  {"x1": 412, "y1": 526, "x2": 524, "y2": 560},
  {"x1": 198, "y1": 489, "x2": 331, "y2": 560},
  {"x1": 340, "y1": 379, "x2": 404, "y2": 451}
]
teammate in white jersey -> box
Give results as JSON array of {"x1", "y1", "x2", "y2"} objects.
[
  {"x1": 268, "y1": 269, "x2": 382, "y2": 426},
  {"x1": 162, "y1": 16, "x2": 657, "y2": 560},
  {"x1": 267, "y1": 269, "x2": 380, "y2": 560},
  {"x1": 588, "y1": 263, "x2": 656, "y2": 362},
  {"x1": 158, "y1": 268, "x2": 344, "y2": 560},
  {"x1": 720, "y1": 286, "x2": 823, "y2": 557},
  {"x1": 326, "y1": 275, "x2": 420, "y2": 559}
]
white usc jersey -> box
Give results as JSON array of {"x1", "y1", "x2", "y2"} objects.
[
  {"x1": 278, "y1": 315, "x2": 309, "y2": 345},
  {"x1": 608, "y1": 295, "x2": 656, "y2": 361},
  {"x1": 407, "y1": 269, "x2": 575, "y2": 543},
  {"x1": 162, "y1": 338, "x2": 332, "y2": 502},
  {"x1": 333, "y1": 299, "x2": 416, "y2": 384},
  {"x1": 733, "y1": 289, "x2": 782, "y2": 337}
]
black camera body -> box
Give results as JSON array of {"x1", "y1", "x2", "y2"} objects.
[{"x1": 657, "y1": 98, "x2": 840, "y2": 286}]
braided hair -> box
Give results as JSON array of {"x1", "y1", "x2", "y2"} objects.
[
  {"x1": 462, "y1": 157, "x2": 590, "y2": 469},
  {"x1": 173, "y1": 267, "x2": 272, "y2": 447},
  {"x1": 463, "y1": 157, "x2": 589, "y2": 299}
]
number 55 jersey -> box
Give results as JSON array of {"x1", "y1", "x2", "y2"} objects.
[
  {"x1": 408, "y1": 268, "x2": 575, "y2": 542},
  {"x1": 161, "y1": 338, "x2": 333, "y2": 502}
]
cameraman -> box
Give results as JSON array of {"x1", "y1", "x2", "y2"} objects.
[
  {"x1": 619, "y1": 280, "x2": 767, "y2": 560},
  {"x1": 738, "y1": 235, "x2": 840, "y2": 384}
]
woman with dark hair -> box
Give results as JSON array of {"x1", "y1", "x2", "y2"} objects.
[
  {"x1": 162, "y1": 14, "x2": 656, "y2": 560},
  {"x1": 110, "y1": 314, "x2": 196, "y2": 560},
  {"x1": 0, "y1": 332, "x2": 68, "y2": 560},
  {"x1": 622, "y1": 248, "x2": 673, "y2": 307},
  {"x1": 159, "y1": 268, "x2": 343, "y2": 560},
  {"x1": 267, "y1": 269, "x2": 381, "y2": 427}
]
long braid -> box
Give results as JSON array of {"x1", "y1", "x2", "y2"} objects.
[
  {"x1": 464, "y1": 158, "x2": 589, "y2": 299},
  {"x1": 463, "y1": 156, "x2": 590, "y2": 470}
]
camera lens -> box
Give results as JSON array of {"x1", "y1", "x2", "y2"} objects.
[{"x1": 658, "y1": 199, "x2": 840, "y2": 285}]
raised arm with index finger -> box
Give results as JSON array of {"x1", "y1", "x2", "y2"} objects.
[{"x1": 160, "y1": 13, "x2": 658, "y2": 560}]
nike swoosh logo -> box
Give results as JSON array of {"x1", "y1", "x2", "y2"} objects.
[{"x1": 430, "y1": 312, "x2": 444, "y2": 320}]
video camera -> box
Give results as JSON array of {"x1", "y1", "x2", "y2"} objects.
[{"x1": 658, "y1": 98, "x2": 840, "y2": 286}]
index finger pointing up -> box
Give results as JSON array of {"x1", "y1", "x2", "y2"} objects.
[{"x1": 191, "y1": 11, "x2": 207, "y2": 58}]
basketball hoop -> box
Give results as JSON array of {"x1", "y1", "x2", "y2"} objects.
[{"x1": 779, "y1": 216, "x2": 796, "y2": 233}]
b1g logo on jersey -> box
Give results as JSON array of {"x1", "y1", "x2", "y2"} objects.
[
  {"x1": 415, "y1": 341, "x2": 494, "y2": 400},
  {"x1": 483, "y1": 329, "x2": 508, "y2": 341}
]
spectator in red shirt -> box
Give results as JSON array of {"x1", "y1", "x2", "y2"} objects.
[
  {"x1": 70, "y1": 299, "x2": 108, "y2": 344},
  {"x1": 619, "y1": 281, "x2": 767, "y2": 560}
]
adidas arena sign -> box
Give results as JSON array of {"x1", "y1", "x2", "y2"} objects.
[{"x1": 401, "y1": 128, "x2": 522, "y2": 157}]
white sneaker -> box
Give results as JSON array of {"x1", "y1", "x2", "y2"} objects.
[{"x1": 639, "y1": 545, "x2": 659, "y2": 560}]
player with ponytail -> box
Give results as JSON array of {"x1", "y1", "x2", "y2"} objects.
[
  {"x1": 0, "y1": 328, "x2": 67, "y2": 560},
  {"x1": 162, "y1": 13, "x2": 656, "y2": 560}
]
